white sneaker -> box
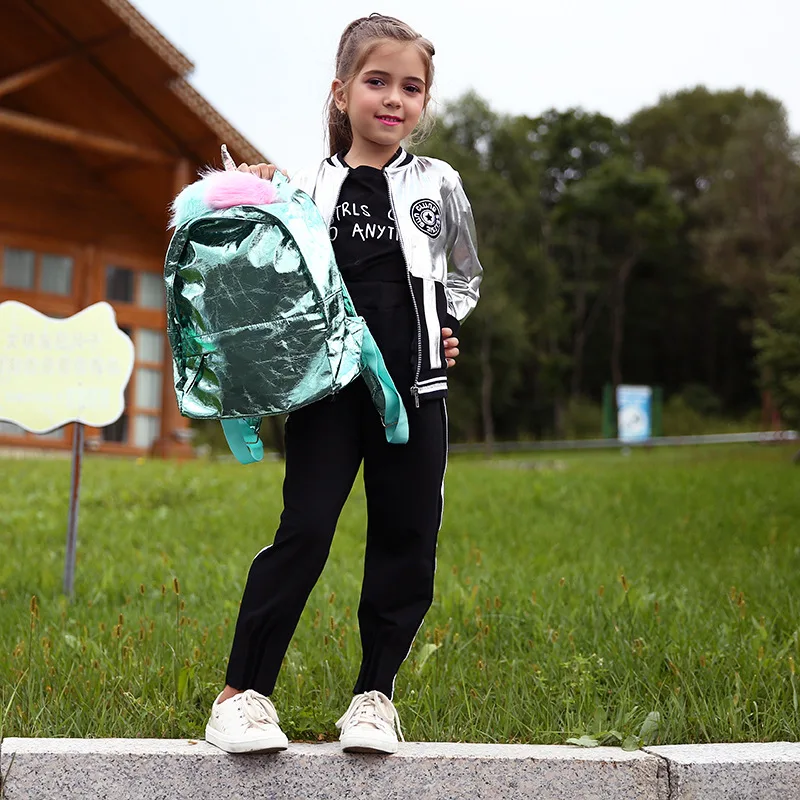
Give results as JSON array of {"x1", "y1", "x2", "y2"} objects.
[
  {"x1": 335, "y1": 690, "x2": 404, "y2": 754},
  {"x1": 205, "y1": 689, "x2": 289, "y2": 754}
]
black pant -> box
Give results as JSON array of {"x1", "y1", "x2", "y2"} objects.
[{"x1": 225, "y1": 378, "x2": 448, "y2": 698}]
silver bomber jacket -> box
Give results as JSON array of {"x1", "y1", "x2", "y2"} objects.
[{"x1": 291, "y1": 148, "x2": 483, "y2": 404}]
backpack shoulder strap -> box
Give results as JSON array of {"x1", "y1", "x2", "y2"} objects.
[
  {"x1": 221, "y1": 417, "x2": 264, "y2": 464},
  {"x1": 359, "y1": 326, "x2": 410, "y2": 444}
]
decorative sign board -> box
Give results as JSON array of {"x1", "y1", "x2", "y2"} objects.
[
  {"x1": 0, "y1": 301, "x2": 135, "y2": 597},
  {"x1": 616, "y1": 385, "x2": 653, "y2": 443},
  {"x1": 0, "y1": 301, "x2": 134, "y2": 433}
]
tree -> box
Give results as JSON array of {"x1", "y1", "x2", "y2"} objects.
[
  {"x1": 557, "y1": 157, "x2": 683, "y2": 389},
  {"x1": 423, "y1": 93, "x2": 538, "y2": 446},
  {"x1": 627, "y1": 87, "x2": 797, "y2": 411},
  {"x1": 501, "y1": 108, "x2": 629, "y2": 204},
  {"x1": 692, "y1": 104, "x2": 800, "y2": 424},
  {"x1": 754, "y1": 251, "x2": 800, "y2": 433},
  {"x1": 415, "y1": 88, "x2": 799, "y2": 445},
  {"x1": 492, "y1": 109, "x2": 628, "y2": 429},
  {"x1": 628, "y1": 86, "x2": 784, "y2": 206},
  {"x1": 694, "y1": 105, "x2": 800, "y2": 316}
]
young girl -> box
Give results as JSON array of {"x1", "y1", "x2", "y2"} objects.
[{"x1": 205, "y1": 13, "x2": 482, "y2": 755}]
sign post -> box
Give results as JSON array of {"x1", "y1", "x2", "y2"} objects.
[
  {"x1": 64, "y1": 422, "x2": 85, "y2": 596},
  {"x1": 0, "y1": 301, "x2": 134, "y2": 599}
]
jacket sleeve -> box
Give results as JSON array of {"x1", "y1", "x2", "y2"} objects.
[
  {"x1": 443, "y1": 171, "x2": 482, "y2": 332},
  {"x1": 288, "y1": 165, "x2": 317, "y2": 196}
]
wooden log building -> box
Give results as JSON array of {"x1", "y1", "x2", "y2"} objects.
[{"x1": 0, "y1": 0, "x2": 267, "y2": 457}]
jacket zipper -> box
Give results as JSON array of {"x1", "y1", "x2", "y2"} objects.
[
  {"x1": 326, "y1": 167, "x2": 350, "y2": 401},
  {"x1": 384, "y1": 170, "x2": 423, "y2": 407}
]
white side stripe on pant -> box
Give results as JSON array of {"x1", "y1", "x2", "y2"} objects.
[{"x1": 391, "y1": 399, "x2": 448, "y2": 700}]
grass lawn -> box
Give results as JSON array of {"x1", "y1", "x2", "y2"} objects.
[{"x1": 1, "y1": 443, "x2": 798, "y2": 746}]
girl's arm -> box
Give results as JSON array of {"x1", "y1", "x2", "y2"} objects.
[{"x1": 443, "y1": 174, "x2": 482, "y2": 334}]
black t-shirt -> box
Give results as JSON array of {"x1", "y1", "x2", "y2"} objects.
[
  {"x1": 330, "y1": 160, "x2": 415, "y2": 391},
  {"x1": 330, "y1": 164, "x2": 406, "y2": 283}
]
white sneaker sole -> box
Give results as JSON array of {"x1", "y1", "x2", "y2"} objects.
[
  {"x1": 205, "y1": 724, "x2": 288, "y2": 754},
  {"x1": 340, "y1": 734, "x2": 398, "y2": 755}
]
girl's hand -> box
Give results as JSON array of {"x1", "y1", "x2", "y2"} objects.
[
  {"x1": 236, "y1": 163, "x2": 288, "y2": 180},
  {"x1": 442, "y1": 328, "x2": 459, "y2": 368}
]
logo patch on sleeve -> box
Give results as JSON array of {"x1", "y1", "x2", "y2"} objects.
[{"x1": 410, "y1": 199, "x2": 442, "y2": 238}]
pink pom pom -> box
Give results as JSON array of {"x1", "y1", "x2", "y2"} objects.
[{"x1": 203, "y1": 169, "x2": 280, "y2": 209}]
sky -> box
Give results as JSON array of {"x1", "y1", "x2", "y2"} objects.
[{"x1": 131, "y1": 0, "x2": 799, "y2": 173}]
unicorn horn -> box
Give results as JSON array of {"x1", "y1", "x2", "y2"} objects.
[{"x1": 220, "y1": 144, "x2": 237, "y2": 172}]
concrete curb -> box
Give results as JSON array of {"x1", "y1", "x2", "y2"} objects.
[
  {"x1": 1, "y1": 739, "x2": 663, "y2": 800},
  {"x1": 2, "y1": 739, "x2": 799, "y2": 799},
  {"x1": 645, "y1": 743, "x2": 800, "y2": 800}
]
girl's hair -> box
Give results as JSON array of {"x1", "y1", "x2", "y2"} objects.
[{"x1": 327, "y1": 13, "x2": 435, "y2": 156}]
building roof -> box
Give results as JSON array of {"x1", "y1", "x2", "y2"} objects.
[
  {"x1": 1, "y1": 0, "x2": 268, "y2": 232},
  {"x1": 99, "y1": 0, "x2": 266, "y2": 165}
]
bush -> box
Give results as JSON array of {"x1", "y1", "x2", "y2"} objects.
[
  {"x1": 562, "y1": 396, "x2": 603, "y2": 440},
  {"x1": 678, "y1": 383, "x2": 722, "y2": 416},
  {"x1": 662, "y1": 395, "x2": 761, "y2": 436}
]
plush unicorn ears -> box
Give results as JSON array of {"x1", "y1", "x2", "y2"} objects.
[{"x1": 169, "y1": 169, "x2": 281, "y2": 228}]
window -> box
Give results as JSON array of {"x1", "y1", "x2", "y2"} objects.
[
  {"x1": 135, "y1": 367, "x2": 162, "y2": 411},
  {"x1": 102, "y1": 415, "x2": 128, "y2": 443},
  {"x1": 135, "y1": 329, "x2": 164, "y2": 364},
  {"x1": 106, "y1": 267, "x2": 163, "y2": 309},
  {"x1": 0, "y1": 421, "x2": 24, "y2": 437},
  {"x1": 139, "y1": 272, "x2": 164, "y2": 310},
  {"x1": 106, "y1": 266, "x2": 135, "y2": 303},
  {"x1": 0, "y1": 422, "x2": 64, "y2": 441},
  {"x1": 38, "y1": 427, "x2": 65, "y2": 441},
  {"x1": 102, "y1": 361, "x2": 130, "y2": 444},
  {"x1": 1, "y1": 247, "x2": 75, "y2": 294},
  {"x1": 40, "y1": 254, "x2": 73, "y2": 295},
  {"x1": 133, "y1": 415, "x2": 159, "y2": 449},
  {"x1": 118, "y1": 328, "x2": 164, "y2": 450},
  {"x1": 3, "y1": 248, "x2": 35, "y2": 289}
]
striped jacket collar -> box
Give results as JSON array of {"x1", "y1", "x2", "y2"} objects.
[{"x1": 325, "y1": 147, "x2": 415, "y2": 172}]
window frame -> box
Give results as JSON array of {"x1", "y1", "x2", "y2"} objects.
[{"x1": 0, "y1": 233, "x2": 82, "y2": 316}]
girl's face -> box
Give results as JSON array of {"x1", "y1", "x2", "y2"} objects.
[{"x1": 334, "y1": 41, "x2": 428, "y2": 156}]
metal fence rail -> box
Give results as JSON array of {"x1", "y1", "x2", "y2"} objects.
[{"x1": 449, "y1": 430, "x2": 799, "y2": 455}]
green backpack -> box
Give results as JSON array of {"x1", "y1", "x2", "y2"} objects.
[{"x1": 164, "y1": 167, "x2": 409, "y2": 464}]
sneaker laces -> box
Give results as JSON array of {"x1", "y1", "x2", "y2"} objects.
[
  {"x1": 335, "y1": 690, "x2": 405, "y2": 742},
  {"x1": 236, "y1": 689, "x2": 281, "y2": 729}
]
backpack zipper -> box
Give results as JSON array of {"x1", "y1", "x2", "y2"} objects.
[{"x1": 384, "y1": 171, "x2": 423, "y2": 407}]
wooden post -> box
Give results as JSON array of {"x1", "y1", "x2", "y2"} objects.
[{"x1": 152, "y1": 159, "x2": 194, "y2": 459}]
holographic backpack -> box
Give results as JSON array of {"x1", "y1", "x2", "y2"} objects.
[{"x1": 164, "y1": 161, "x2": 408, "y2": 464}]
